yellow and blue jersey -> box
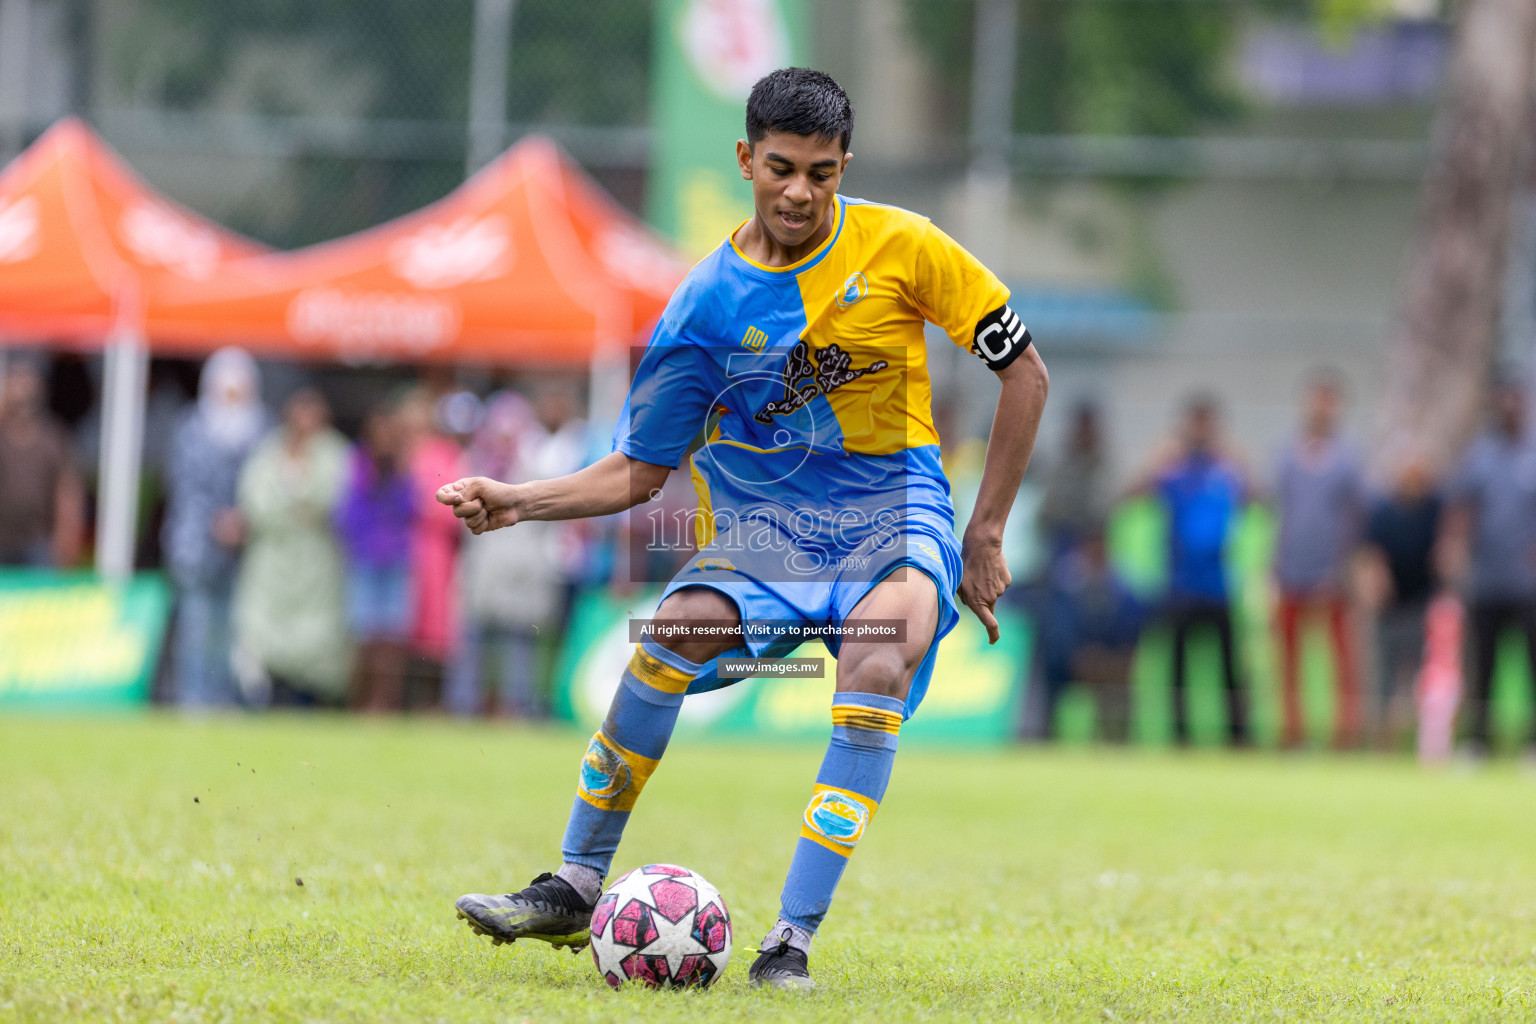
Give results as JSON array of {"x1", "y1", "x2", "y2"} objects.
[{"x1": 613, "y1": 195, "x2": 1010, "y2": 556}]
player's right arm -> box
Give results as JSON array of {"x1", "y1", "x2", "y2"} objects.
[
  {"x1": 436, "y1": 453, "x2": 670, "y2": 535},
  {"x1": 440, "y1": 275, "x2": 718, "y2": 535}
]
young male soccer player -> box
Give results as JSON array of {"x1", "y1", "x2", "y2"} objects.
[{"x1": 439, "y1": 67, "x2": 1049, "y2": 989}]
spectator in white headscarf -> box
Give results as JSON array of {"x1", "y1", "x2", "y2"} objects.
[{"x1": 162, "y1": 347, "x2": 266, "y2": 708}]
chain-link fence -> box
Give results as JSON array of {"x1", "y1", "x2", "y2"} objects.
[
  {"x1": 0, "y1": 0, "x2": 1443, "y2": 249},
  {"x1": 83, "y1": 0, "x2": 654, "y2": 246}
]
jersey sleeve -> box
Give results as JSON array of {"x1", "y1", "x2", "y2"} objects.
[
  {"x1": 910, "y1": 220, "x2": 1014, "y2": 352},
  {"x1": 611, "y1": 317, "x2": 717, "y2": 469}
]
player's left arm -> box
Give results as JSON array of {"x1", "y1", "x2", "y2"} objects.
[
  {"x1": 908, "y1": 220, "x2": 1050, "y2": 643},
  {"x1": 960, "y1": 344, "x2": 1049, "y2": 644}
]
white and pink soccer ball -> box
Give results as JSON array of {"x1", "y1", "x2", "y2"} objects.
[{"x1": 589, "y1": 864, "x2": 732, "y2": 989}]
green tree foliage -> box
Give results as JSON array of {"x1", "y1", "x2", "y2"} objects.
[
  {"x1": 507, "y1": 1, "x2": 650, "y2": 126},
  {"x1": 126, "y1": 0, "x2": 650, "y2": 245},
  {"x1": 901, "y1": 0, "x2": 1241, "y2": 138},
  {"x1": 144, "y1": 0, "x2": 474, "y2": 119},
  {"x1": 1313, "y1": 0, "x2": 1399, "y2": 45},
  {"x1": 138, "y1": 0, "x2": 651, "y2": 124}
]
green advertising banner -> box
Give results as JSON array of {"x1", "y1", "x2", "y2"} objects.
[
  {"x1": 0, "y1": 571, "x2": 170, "y2": 709},
  {"x1": 553, "y1": 588, "x2": 1029, "y2": 744},
  {"x1": 648, "y1": 0, "x2": 808, "y2": 256}
]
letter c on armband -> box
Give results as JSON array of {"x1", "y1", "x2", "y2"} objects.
[{"x1": 971, "y1": 304, "x2": 1031, "y2": 371}]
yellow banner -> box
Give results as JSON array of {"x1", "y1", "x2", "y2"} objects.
[{"x1": 0, "y1": 573, "x2": 169, "y2": 706}]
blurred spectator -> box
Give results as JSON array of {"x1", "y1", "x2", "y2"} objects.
[
  {"x1": 527, "y1": 380, "x2": 589, "y2": 494},
  {"x1": 399, "y1": 387, "x2": 466, "y2": 697},
  {"x1": 1361, "y1": 451, "x2": 1442, "y2": 748},
  {"x1": 1038, "y1": 401, "x2": 1112, "y2": 557},
  {"x1": 0, "y1": 357, "x2": 85, "y2": 568},
  {"x1": 446, "y1": 383, "x2": 588, "y2": 717},
  {"x1": 528, "y1": 379, "x2": 591, "y2": 607},
  {"x1": 1054, "y1": 524, "x2": 1147, "y2": 743},
  {"x1": 1021, "y1": 403, "x2": 1113, "y2": 739},
  {"x1": 1272, "y1": 373, "x2": 1364, "y2": 749},
  {"x1": 336, "y1": 403, "x2": 418, "y2": 712},
  {"x1": 162, "y1": 348, "x2": 266, "y2": 708},
  {"x1": 447, "y1": 391, "x2": 559, "y2": 717},
  {"x1": 1444, "y1": 380, "x2": 1536, "y2": 757},
  {"x1": 233, "y1": 389, "x2": 351, "y2": 707},
  {"x1": 1129, "y1": 395, "x2": 1255, "y2": 747}
]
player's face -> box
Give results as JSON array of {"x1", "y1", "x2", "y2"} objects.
[{"x1": 737, "y1": 131, "x2": 850, "y2": 250}]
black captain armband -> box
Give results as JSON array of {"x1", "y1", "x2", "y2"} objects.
[{"x1": 970, "y1": 304, "x2": 1032, "y2": 371}]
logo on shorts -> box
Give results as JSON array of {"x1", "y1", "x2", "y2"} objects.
[
  {"x1": 836, "y1": 272, "x2": 868, "y2": 308},
  {"x1": 695, "y1": 557, "x2": 736, "y2": 571},
  {"x1": 803, "y1": 790, "x2": 869, "y2": 847},
  {"x1": 580, "y1": 737, "x2": 631, "y2": 800}
]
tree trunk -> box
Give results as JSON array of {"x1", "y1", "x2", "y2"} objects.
[{"x1": 1377, "y1": 0, "x2": 1536, "y2": 477}]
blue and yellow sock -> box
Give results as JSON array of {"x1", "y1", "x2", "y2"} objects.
[
  {"x1": 558, "y1": 638, "x2": 701, "y2": 887},
  {"x1": 768, "y1": 691, "x2": 904, "y2": 950}
]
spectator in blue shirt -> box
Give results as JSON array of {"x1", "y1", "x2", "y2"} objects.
[
  {"x1": 1129, "y1": 395, "x2": 1257, "y2": 746},
  {"x1": 1055, "y1": 523, "x2": 1147, "y2": 743},
  {"x1": 1021, "y1": 402, "x2": 1114, "y2": 740},
  {"x1": 1443, "y1": 380, "x2": 1536, "y2": 757}
]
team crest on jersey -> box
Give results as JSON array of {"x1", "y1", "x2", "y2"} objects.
[
  {"x1": 580, "y1": 736, "x2": 632, "y2": 800},
  {"x1": 836, "y1": 272, "x2": 868, "y2": 308},
  {"x1": 741, "y1": 325, "x2": 769, "y2": 352},
  {"x1": 803, "y1": 790, "x2": 870, "y2": 847},
  {"x1": 753, "y1": 340, "x2": 888, "y2": 424}
]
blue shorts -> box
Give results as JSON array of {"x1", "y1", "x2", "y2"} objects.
[
  {"x1": 658, "y1": 510, "x2": 962, "y2": 718},
  {"x1": 347, "y1": 562, "x2": 414, "y2": 639}
]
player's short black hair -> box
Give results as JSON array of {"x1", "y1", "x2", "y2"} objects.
[{"x1": 745, "y1": 68, "x2": 854, "y2": 152}]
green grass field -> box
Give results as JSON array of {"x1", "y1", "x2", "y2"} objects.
[{"x1": 5, "y1": 716, "x2": 1536, "y2": 1022}]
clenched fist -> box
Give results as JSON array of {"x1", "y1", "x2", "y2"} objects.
[{"x1": 435, "y1": 477, "x2": 521, "y2": 535}]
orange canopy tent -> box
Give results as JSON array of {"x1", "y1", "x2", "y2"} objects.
[
  {"x1": 0, "y1": 119, "x2": 274, "y2": 581},
  {"x1": 0, "y1": 118, "x2": 269, "y2": 344},
  {"x1": 147, "y1": 136, "x2": 688, "y2": 367},
  {"x1": 0, "y1": 127, "x2": 686, "y2": 578}
]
